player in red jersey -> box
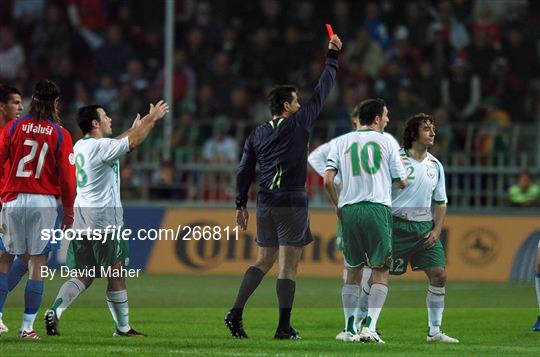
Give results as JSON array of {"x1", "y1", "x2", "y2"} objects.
[
  {"x1": 0, "y1": 84, "x2": 27, "y2": 335},
  {"x1": 0, "y1": 80, "x2": 75, "y2": 339}
]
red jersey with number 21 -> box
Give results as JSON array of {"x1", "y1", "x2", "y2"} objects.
[{"x1": 0, "y1": 115, "x2": 76, "y2": 210}]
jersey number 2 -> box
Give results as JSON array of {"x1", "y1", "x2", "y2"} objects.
[
  {"x1": 347, "y1": 141, "x2": 382, "y2": 176},
  {"x1": 16, "y1": 139, "x2": 48, "y2": 179}
]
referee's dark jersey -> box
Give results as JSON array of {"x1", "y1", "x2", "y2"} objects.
[{"x1": 235, "y1": 50, "x2": 339, "y2": 210}]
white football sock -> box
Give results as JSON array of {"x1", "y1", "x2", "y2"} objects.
[
  {"x1": 106, "y1": 290, "x2": 130, "y2": 333},
  {"x1": 355, "y1": 267, "x2": 372, "y2": 330},
  {"x1": 366, "y1": 283, "x2": 388, "y2": 332},
  {"x1": 52, "y1": 278, "x2": 86, "y2": 319},
  {"x1": 427, "y1": 285, "x2": 445, "y2": 336},
  {"x1": 21, "y1": 313, "x2": 36, "y2": 332},
  {"x1": 341, "y1": 284, "x2": 359, "y2": 333}
]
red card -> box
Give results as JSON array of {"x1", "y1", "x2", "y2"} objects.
[{"x1": 326, "y1": 24, "x2": 334, "y2": 38}]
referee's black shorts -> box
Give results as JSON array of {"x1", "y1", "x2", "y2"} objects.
[{"x1": 255, "y1": 190, "x2": 313, "y2": 247}]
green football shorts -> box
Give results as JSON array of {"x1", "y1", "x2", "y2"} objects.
[
  {"x1": 336, "y1": 219, "x2": 344, "y2": 252},
  {"x1": 66, "y1": 230, "x2": 130, "y2": 272},
  {"x1": 390, "y1": 217, "x2": 446, "y2": 275},
  {"x1": 340, "y1": 202, "x2": 393, "y2": 269}
]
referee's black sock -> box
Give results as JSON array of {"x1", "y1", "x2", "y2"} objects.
[
  {"x1": 231, "y1": 266, "x2": 266, "y2": 318},
  {"x1": 276, "y1": 278, "x2": 296, "y2": 330}
]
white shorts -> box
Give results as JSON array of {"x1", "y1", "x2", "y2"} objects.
[{"x1": 0, "y1": 193, "x2": 57, "y2": 255}]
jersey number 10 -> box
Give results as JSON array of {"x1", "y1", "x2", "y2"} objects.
[
  {"x1": 346, "y1": 141, "x2": 382, "y2": 176},
  {"x1": 16, "y1": 139, "x2": 49, "y2": 179}
]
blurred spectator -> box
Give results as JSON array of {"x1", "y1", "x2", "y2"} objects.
[
  {"x1": 31, "y1": 3, "x2": 71, "y2": 70},
  {"x1": 430, "y1": 108, "x2": 455, "y2": 160},
  {"x1": 201, "y1": 52, "x2": 237, "y2": 111},
  {"x1": 226, "y1": 86, "x2": 252, "y2": 120},
  {"x1": 94, "y1": 75, "x2": 118, "y2": 107},
  {"x1": 470, "y1": 2, "x2": 502, "y2": 46},
  {"x1": 501, "y1": 27, "x2": 538, "y2": 82},
  {"x1": 424, "y1": 22, "x2": 453, "y2": 79},
  {"x1": 53, "y1": 57, "x2": 77, "y2": 107},
  {"x1": 202, "y1": 116, "x2": 237, "y2": 163},
  {"x1": 363, "y1": 2, "x2": 390, "y2": 48},
  {"x1": 331, "y1": 0, "x2": 354, "y2": 43},
  {"x1": 12, "y1": 0, "x2": 45, "y2": 22},
  {"x1": 392, "y1": 85, "x2": 428, "y2": 127},
  {"x1": 94, "y1": 24, "x2": 134, "y2": 80},
  {"x1": 67, "y1": 0, "x2": 107, "y2": 50},
  {"x1": 0, "y1": 26, "x2": 25, "y2": 81},
  {"x1": 482, "y1": 57, "x2": 526, "y2": 120},
  {"x1": 109, "y1": 82, "x2": 145, "y2": 132},
  {"x1": 441, "y1": 59, "x2": 481, "y2": 121},
  {"x1": 344, "y1": 27, "x2": 384, "y2": 78},
  {"x1": 466, "y1": 31, "x2": 499, "y2": 80},
  {"x1": 474, "y1": 101, "x2": 510, "y2": 162},
  {"x1": 241, "y1": 28, "x2": 277, "y2": 84},
  {"x1": 120, "y1": 59, "x2": 148, "y2": 92},
  {"x1": 411, "y1": 61, "x2": 440, "y2": 108},
  {"x1": 149, "y1": 160, "x2": 185, "y2": 200},
  {"x1": 429, "y1": 0, "x2": 470, "y2": 50},
  {"x1": 120, "y1": 161, "x2": 143, "y2": 200},
  {"x1": 171, "y1": 111, "x2": 200, "y2": 163},
  {"x1": 404, "y1": 1, "x2": 429, "y2": 47},
  {"x1": 195, "y1": 84, "x2": 218, "y2": 119},
  {"x1": 140, "y1": 28, "x2": 163, "y2": 79},
  {"x1": 185, "y1": 27, "x2": 211, "y2": 76},
  {"x1": 507, "y1": 171, "x2": 540, "y2": 207}
]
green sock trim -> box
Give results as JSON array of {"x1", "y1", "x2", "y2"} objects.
[
  {"x1": 364, "y1": 316, "x2": 372, "y2": 329},
  {"x1": 346, "y1": 316, "x2": 356, "y2": 334},
  {"x1": 51, "y1": 298, "x2": 63, "y2": 311}
]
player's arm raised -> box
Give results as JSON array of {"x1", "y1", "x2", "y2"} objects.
[
  {"x1": 296, "y1": 34, "x2": 342, "y2": 129},
  {"x1": 116, "y1": 100, "x2": 169, "y2": 150}
]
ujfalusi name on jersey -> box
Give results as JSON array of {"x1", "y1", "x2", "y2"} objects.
[{"x1": 21, "y1": 123, "x2": 53, "y2": 135}]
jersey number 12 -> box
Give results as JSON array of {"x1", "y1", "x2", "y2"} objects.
[{"x1": 16, "y1": 139, "x2": 48, "y2": 179}]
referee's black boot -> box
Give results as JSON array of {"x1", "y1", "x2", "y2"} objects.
[
  {"x1": 274, "y1": 326, "x2": 301, "y2": 340},
  {"x1": 225, "y1": 310, "x2": 248, "y2": 339}
]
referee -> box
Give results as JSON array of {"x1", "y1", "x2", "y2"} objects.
[{"x1": 225, "y1": 34, "x2": 342, "y2": 340}]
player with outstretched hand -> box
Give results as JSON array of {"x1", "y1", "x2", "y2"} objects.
[
  {"x1": 226, "y1": 33, "x2": 342, "y2": 340},
  {"x1": 44, "y1": 100, "x2": 169, "y2": 337},
  {"x1": 0, "y1": 80, "x2": 76, "y2": 339}
]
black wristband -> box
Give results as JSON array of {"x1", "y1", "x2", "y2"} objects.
[{"x1": 327, "y1": 49, "x2": 339, "y2": 59}]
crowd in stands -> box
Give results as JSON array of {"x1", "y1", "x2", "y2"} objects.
[{"x1": 1, "y1": 0, "x2": 539, "y2": 202}]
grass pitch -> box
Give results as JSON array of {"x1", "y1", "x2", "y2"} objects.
[{"x1": 0, "y1": 274, "x2": 538, "y2": 356}]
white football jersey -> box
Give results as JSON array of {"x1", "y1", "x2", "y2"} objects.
[
  {"x1": 384, "y1": 132, "x2": 401, "y2": 152},
  {"x1": 391, "y1": 148, "x2": 447, "y2": 222},
  {"x1": 73, "y1": 136, "x2": 130, "y2": 230},
  {"x1": 308, "y1": 140, "x2": 341, "y2": 186},
  {"x1": 325, "y1": 130, "x2": 406, "y2": 208}
]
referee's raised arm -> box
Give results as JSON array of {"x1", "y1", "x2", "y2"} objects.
[{"x1": 295, "y1": 34, "x2": 342, "y2": 130}]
